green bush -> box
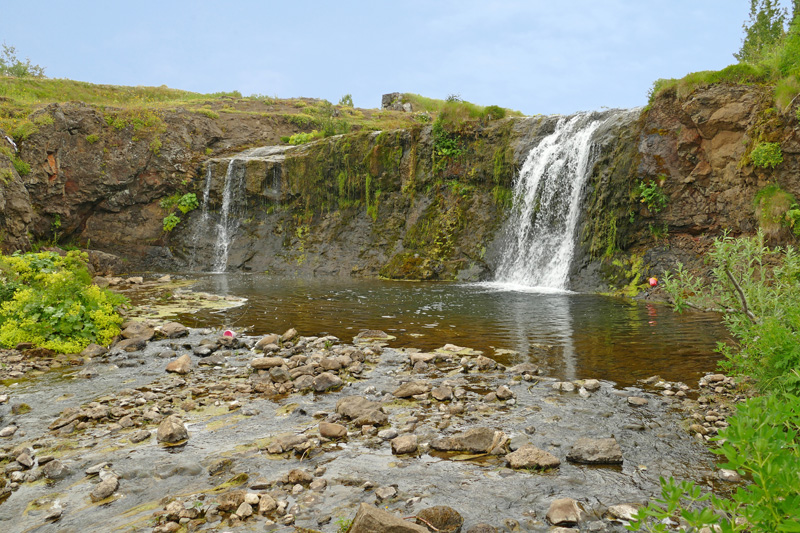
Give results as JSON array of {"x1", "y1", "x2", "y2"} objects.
[
  {"x1": 637, "y1": 180, "x2": 668, "y2": 213},
  {"x1": 85, "y1": 133, "x2": 99, "y2": 144},
  {"x1": 0, "y1": 251, "x2": 127, "y2": 353},
  {"x1": 177, "y1": 192, "x2": 199, "y2": 214},
  {"x1": 629, "y1": 393, "x2": 800, "y2": 532},
  {"x1": 662, "y1": 232, "x2": 800, "y2": 393},
  {"x1": 751, "y1": 141, "x2": 784, "y2": 168},
  {"x1": 482, "y1": 105, "x2": 506, "y2": 120},
  {"x1": 288, "y1": 130, "x2": 323, "y2": 145},
  {"x1": 162, "y1": 213, "x2": 180, "y2": 232},
  {"x1": 338, "y1": 94, "x2": 353, "y2": 107},
  {"x1": 11, "y1": 155, "x2": 30, "y2": 176}
]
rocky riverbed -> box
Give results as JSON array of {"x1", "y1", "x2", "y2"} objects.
[{"x1": 0, "y1": 290, "x2": 745, "y2": 533}]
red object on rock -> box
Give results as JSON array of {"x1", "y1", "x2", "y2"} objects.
[
  {"x1": 223, "y1": 330, "x2": 235, "y2": 337},
  {"x1": 648, "y1": 277, "x2": 658, "y2": 287}
]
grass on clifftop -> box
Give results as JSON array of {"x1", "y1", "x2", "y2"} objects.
[
  {"x1": 648, "y1": 13, "x2": 800, "y2": 110},
  {"x1": 0, "y1": 77, "x2": 524, "y2": 148}
]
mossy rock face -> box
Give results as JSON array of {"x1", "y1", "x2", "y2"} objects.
[
  {"x1": 380, "y1": 252, "x2": 440, "y2": 280},
  {"x1": 754, "y1": 184, "x2": 795, "y2": 244}
]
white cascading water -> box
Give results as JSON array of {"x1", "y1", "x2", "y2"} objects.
[
  {"x1": 494, "y1": 112, "x2": 606, "y2": 290},
  {"x1": 213, "y1": 159, "x2": 246, "y2": 272}
]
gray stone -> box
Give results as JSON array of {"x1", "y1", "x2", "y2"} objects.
[
  {"x1": 165, "y1": 354, "x2": 192, "y2": 374},
  {"x1": 583, "y1": 379, "x2": 601, "y2": 391},
  {"x1": 431, "y1": 427, "x2": 507, "y2": 454},
  {"x1": 393, "y1": 380, "x2": 432, "y2": 398},
  {"x1": 319, "y1": 422, "x2": 347, "y2": 439},
  {"x1": 505, "y1": 444, "x2": 560, "y2": 469},
  {"x1": 496, "y1": 385, "x2": 514, "y2": 400},
  {"x1": 130, "y1": 430, "x2": 151, "y2": 443},
  {"x1": 281, "y1": 328, "x2": 298, "y2": 342},
  {"x1": 312, "y1": 372, "x2": 343, "y2": 392},
  {"x1": 250, "y1": 356, "x2": 285, "y2": 370},
  {"x1": 42, "y1": 459, "x2": 69, "y2": 480},
  {"x1": 255, "y1": 334, "x2": 280, "y2": 350},
  {"x1": 90, "y1": 475, "x2": 118, "y2": 502},
  {"x1": 350, "y1": 503, "x2": 428, "y2": 532},
  {"x1": 159, "y1": 322, "x2": 189, "y2": 338},
  {"x1": 157, "y1": 415, "x2": 188, "y2": 444},
  {"x1": 259, "y1": 494, "x2": 277, "y2": 514},
  {"x1": 121, "y1": 322, "x2": 154, "y2": 340},
  {"x1": 236, "y1": 502, "x2": 253, "y2": 518},
  {"x1": 378, "y1": 428, "x2": 398, "y2": 440},
  {"x1": 391, "y1": 434, "x2": 418, "y2": 455},
  {"x1": 416, "y1": 506, "x2": 463, "y2": 533},
  {"x1": 547, "y1": 498, "x2": 582, "y2": 526},
  {"x1": 628, "y1": 396, "x2": 649, "y2": 406},
  {"x1": 269, "y1": 366, "x2": 292, "y2": 383},
  {"x1": 607, "y1": 503, "x2": 639, "y2": 521},
  {"x1": 0, "y1": 425, "x2": 17, "y2": 438},
  {"x1": 567, "y1": 437, "x2": 623, "y2": 464},
  {"x1": 431, "y1": 385, "x2": 453, "y2": 401},
  {"x1": 81, "y1": 343, "x2": 108, "y2": 357},
  {"x1": 375, "y1": 485, "x2": 397, "y2": 501}
]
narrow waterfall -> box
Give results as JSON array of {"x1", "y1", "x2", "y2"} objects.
[
  {"x1": 191, "y1": 145, "x2": 290, "y2": 273},
  {"x1": 213, "y1": 159, "x2": 247, "y2": 272},
  {"x1": 494, "y1": 111, "x2": 612, "y2": 289}
]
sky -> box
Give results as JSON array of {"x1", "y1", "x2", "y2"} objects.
[{"x1": 0, "y1": 1, "x2": 794, "y2": 115}]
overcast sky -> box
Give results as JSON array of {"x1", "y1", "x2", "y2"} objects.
[{"x1": 1, "y1": 1, "x2": 793, "y2": 115}]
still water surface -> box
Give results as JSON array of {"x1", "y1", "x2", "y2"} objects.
[{"x1": 165, "y1": 274, "x2": 727, "y2": 388}]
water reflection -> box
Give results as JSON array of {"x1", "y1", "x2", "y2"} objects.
[{"x1": 169, "y1": 274, "x2": 726, "y2": 387}]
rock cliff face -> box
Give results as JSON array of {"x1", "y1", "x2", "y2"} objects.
[{"x1": 3, "y1": 84, "x2": 797, "y2": 289}]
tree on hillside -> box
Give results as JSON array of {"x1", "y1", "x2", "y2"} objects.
[
  {"x1": 0, "y1": 43, "x2": 46, "y2": 78},
  {"x1": 735, "y1": 0, "x2": 787, "y2": 63}
]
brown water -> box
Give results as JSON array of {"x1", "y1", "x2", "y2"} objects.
[{"x1": 160, "y1": 275, "x2": 727, "y2": 387}]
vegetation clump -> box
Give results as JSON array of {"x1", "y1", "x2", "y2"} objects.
[
  {"x1": 637, "y1": 179, "x2": 668, "y2": 213},
  {"x1": 750, "y1": 141, "x2": 783, "y2": 168},
  {"x1": 0, "y1": 250, "x2": 127, "y2": 353},
  {"x1": 160, "y1": 193, "x2": 199, "y2": 232},
  {"x1": 631, "y1": 232, "x2": 800, "y2": 531}
]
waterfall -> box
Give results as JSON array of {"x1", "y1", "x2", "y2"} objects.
[
  {"x1": 213, "y1": 159, "x2": 247, "y2": 272},
  {"x1": 494, "y1": 111, "x2": 614, "y2": 290}
]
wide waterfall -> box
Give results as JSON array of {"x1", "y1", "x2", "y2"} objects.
[{"x1": 494, "y1": 110, "x2": 630, "y2": 290}]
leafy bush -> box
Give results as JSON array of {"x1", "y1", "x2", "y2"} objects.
[
  {"x1": 0, "y1": 43, "x2": 46, "y2": 78},
  {"x1": 0, "y1": 251, "x2": 127, "y2": 353},
  {"x1": 637, "y1": 180, "x2": 668, "y2": 213},
  {"x1": 162, "y1": 213, "x2": 181, "y2": 232},
  {"x1": 482, "y1": 105, "x2": 506, "y2": 120},
  {"x1": 629, "y1": 393, "x2": 800, "y2": 532},
  {"x1": 662, "y1": 232, "x2": 800, "y2": 393},
  {"x1": 85, "y1": 133, "x2": 99, "y2": 144},
  {"x1": 288, "y1": 130, "x2": 323, "y2": 145},
  {"x1": 750, "y1": 141, "x2": 783, "y2": 168},
  {"x1": 338, "y1": 94, "x2": 353, "y2": 107},
  {"x1": 753, "y1": 184, "x2": 797, "y2": 238},
  {"x1": 11, "y1": 155, "x2": 30, "y2": 176},
  {"x1": 177, "y1": 192, "x2": 198, "y2": 214}
]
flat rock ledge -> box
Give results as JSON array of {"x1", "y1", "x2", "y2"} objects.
[{"x1": 566, "y1": 437, "x2": 623, "y2": 464}]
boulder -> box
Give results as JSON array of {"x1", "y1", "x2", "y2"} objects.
[
  {"x1": 415, "y1": 506, "x2": 463, "y2": 533},
  {"x1": 81, "y1": 343, "x2": 108, "y2": 357},
  {"x1": 90, "y1": 475, "x2": 119, "y2": 502},
  {"x1": 255, "y1": 334, "x2": 280, "y2": 350},
  {"x1": 567, "y1": 437, "x2": 623, "y2": 464},
  {"x1": 431, "y1": 385, "x2": 453, "y2": 401},
  {"x1": 158, "y1": 322, "x2": 189, "y2": 338},
  {"x1": 250, "y1": 357, "x2": 285, "y2": 370},
  {"x1": 157, "y1": 415, "x2": 188, "y2": 444},
  {"x1": 312, "y1": 372, "x2": 343, "y2": 392},
  {"x1": 393, "y1": 380, "x2": 432, "y2": 398},
  {"x1": 281, "y1": 328, "x2": 298, "y2": 342},
  {"x1": 505, "y1": 444, "x2": 560, "y2": 469},
  {"x1": 319, "y1": 422, "x2": 347, "y2": 439},
  {"x1": 349, "y1": 502, "x2": 428, "y2": 533},
  {"x1": 546, "y1": 498, "x2": 582, "y2": 526},
  {"x1": 335, "y1": 396, "x2": 388, "y2": 426},
  {"x1": 165, "y1": 354, "x2": 192, "y2": 374},
  {"x1": 42, "y1": 459, "x2": 69, "y2": 480},
  {"x1": 391, "y1": 435, "x2": 418, "y2": 455},
  {"x1": 431, "y1": 427, "x2": 507, "y2": 454},
  {"x1": 121, "y1": 322, "x2": 155, "y2": 341}
]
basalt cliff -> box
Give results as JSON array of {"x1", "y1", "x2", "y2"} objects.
[{"x1": 1, "y1": 83, "x2": 798, "y2": 292}]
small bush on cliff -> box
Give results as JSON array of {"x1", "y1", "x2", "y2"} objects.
[
  {"x1": 637, "y1": 180, "x2": 668, "y2": 213},
  {"x1": 0, "y1": 250, "x2": 127, "y2": 353},
  {"x1": 750, "y1": 141, "x2": 784, "y2": 168},
  {"x1": 0, "y1": 43, "x2": 46, "y2": 78}
]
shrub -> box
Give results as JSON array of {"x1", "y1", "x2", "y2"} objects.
[
  {"x1": 753, "y1": 184, "x2": 796, "y2": 238},
  {"x1": 750, "y1": 141, "x2": 783, "y2": 168},
  {"x1": 629, "y1": 393, "x2": 800, "y2": 532},
  {"x1": 177, "y1": 192, "x2": 199, "y2": 214},
  {"x1": 85, "y1": 133, "x2": 99, "y2": 144},
  {"x1": 482, "y1": 105, "x2": 506, "y2": 120},
  {"x1": 338, "y1": 94, "x2": 353, "y2": 107},
  {"x1": 288, "y1": 131, "x2": 323, "y2": 145},
  {"x1": 637, "y1": 180, "x2": 668, "y2": 213},
  {"x1": 162, "y1": 213, "x2": 180, "y2": 232},
  {"x1": 0, "y1": 251, "x2": 127, "y2": 353},
  {"x1": 11, "y1": 155, "x2": 30, "y2": 176},
  {"x1": 662, "y1": 231, "x2": 800, "y2": 393}
]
